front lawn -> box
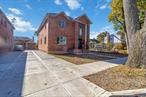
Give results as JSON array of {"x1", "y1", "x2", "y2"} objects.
[
  {"x1": 53, "y1": 53, "x2": 113, "y2": 65},
  {"x1": 84, "y1": 65, "x2": 146, "y2": 91}
]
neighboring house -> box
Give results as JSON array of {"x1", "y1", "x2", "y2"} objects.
[
  {"x1": 14, "y1": 36, "x2": 35, "y2": 50},
  {"x1": 36, "y1": 12, "x2": 92, "y2": 54},
  {"x1": 0, "y1": 9, "x2": 15, "y2": 52},
  {"x1": 90, "y1": 38, "x2": 98, "y2": 49}
]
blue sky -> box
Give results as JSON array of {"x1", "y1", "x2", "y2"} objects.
[{"x1": 0, "y1": 0, "x2": 115, "y2": 42}]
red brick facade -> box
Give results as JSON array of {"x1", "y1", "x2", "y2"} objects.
[
  {"x1": 0, "y1": 10, "x2": 14, "y2": 52},
  {"x1": 37, "y1": 12, "x2": 91, "y2": 53}
]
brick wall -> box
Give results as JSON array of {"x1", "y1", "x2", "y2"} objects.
[
  {"x1": 0, "y1": 12, "x2": 14, "y2": 52},
  {"x1": 48, "y1": 14, "x2": 75, "y2": 52},
  {"x1": 38, "y1": 13, "x2": 91, "y2": 53}
]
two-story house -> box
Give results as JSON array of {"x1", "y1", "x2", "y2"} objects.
[
  {"x1": 0, "y1": 9, "x2": 15, "y2": 52},
  {"x1": 36, "y1": 12, "x2": 92, "y2": 54}
]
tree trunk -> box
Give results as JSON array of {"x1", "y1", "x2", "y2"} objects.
[
  {"x1": 144, "y1": 11, "x2": 146, "y2": 28},
  {"x1": 123, "y1": 0, "x2": 146, "y2": 68},
  {"x1": 122, "y1": 6, "x2": 129, "y2": 53}
]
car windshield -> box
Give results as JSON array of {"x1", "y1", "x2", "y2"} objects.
[{"x1": 17, "y1": 45, "x2": 23, "y2": 48}]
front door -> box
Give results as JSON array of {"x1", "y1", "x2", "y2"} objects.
[{"x1": 78, "y1": 39, "x2": 82, "y2": 49}]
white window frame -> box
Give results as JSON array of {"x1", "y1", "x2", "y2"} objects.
[{"x1": 57, "y1": 36, "x2": 67, "y2": 45}]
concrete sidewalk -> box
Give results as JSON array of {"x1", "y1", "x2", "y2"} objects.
[{"x1": 30, "y1": 50, "x2": 114, "y2": 97}]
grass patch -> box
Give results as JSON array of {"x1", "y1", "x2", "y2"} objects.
[
  {"x1": 53, "y1": 54, "x2": 113, "y2": 65},
  {"x1": 84, "y1": 65, "x2": 146, "y2": 91}
]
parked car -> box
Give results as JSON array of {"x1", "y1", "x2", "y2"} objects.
[{"x1": 15, "y1": 45, "x2": 24, "y2": 51}]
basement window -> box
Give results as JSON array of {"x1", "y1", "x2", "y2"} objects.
[{"x1": 57, "y1": 36, "x2": 67, "y2": 45}]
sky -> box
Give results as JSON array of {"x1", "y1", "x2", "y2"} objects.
[{"x1": 0, "y1": 0, "x2": 115, "y2": 42}]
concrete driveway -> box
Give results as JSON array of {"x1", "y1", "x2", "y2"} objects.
[{"x1": 0, "y1": 50, "x2": 127, "y2": 97}]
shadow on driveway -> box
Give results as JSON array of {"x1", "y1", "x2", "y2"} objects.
[{"x1": 0, "y1": 51, "x2": 27, "y2": 97}]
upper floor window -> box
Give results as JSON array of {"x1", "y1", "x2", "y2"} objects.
[
  {"x1": 0, "y1": 18, "x2": 3, "y2": 25},
  {"x1": 58, "y1": 20, "x2": 66, "y2": 28},
  {"x1": 0, "y1": 18, "x2": 2, "y2": 25},
  {"x1": 79, "y1": 24, "x2": 82, "y2": 39},
  {"x1": 4, "y1": 21, "x2": 7, "y2": 27}
]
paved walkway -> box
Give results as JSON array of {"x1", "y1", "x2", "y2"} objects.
[{"x1": 0, "y1": 50, "x2": 127, "y2": 97}]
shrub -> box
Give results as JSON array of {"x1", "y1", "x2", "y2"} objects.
[{"x1": 114, "y1": 43, "x2": 124, "y2": 50}]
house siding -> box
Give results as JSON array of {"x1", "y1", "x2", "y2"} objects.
[
  {"x1": 0, "y1": 10, "x2": 14, "y2": 52},
  {"x1": 48, "y1": 14, "x2": 75, "y2": 52}
]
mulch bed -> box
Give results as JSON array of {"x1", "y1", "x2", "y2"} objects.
[
  {"x1": 90, "y1": 51, "x2": 128, "y2": 57},
  {"x1": 53, "y1": 53, "x2": 113, "y2": 65},
  {"x1": 84, "y1": 65, "x2": 146, "y2": 92}
]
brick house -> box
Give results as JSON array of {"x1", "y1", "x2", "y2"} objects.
[
  {"x1": 36, "y1": 12, "x2": 92, "y2": 53},
  {"x1": 0, "y1": 9, "x2": 15, "y2": 52},
  {"x1": 14, "y1": 36, "x2": 36, "y2": 50}
]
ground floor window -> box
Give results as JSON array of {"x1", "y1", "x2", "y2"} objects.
[
  {"x1": 44, "y1": 36, "x2": 46, "y2": 44},
  {"x1": 57, "y1": 36, "x2": 67, "y2": 45}
]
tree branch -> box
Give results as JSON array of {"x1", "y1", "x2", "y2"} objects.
[{"x1": 114, "y1": 16, "x2": 124, "y2": 26}]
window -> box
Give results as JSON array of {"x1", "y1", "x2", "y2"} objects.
[
  {"x1": 0, "y1": 19, "x2": 2, "y2": 24},
  {"x1": 57, "y1": 36, "x2": 67, "y2": 45},
  {"x1": 85, "y1": 25, "x2": 88, "y2": 48},
  {"x1": 58, "y1": 20, "x2": 66, "y2": 28},
  {"x1": 4, "y1": 35, "x2": 7, "y2": 42},
  {"x1": 40, "y1": 39, "x2": 42, "y2": 44},
  {"x1": 46, "y1": 23, "x2": 48, "y2": 33},
  {"x1": 44, "y1": 37, "x2": 46, "y2": 44},
  {"x1": 0, "y1": 18, "x2": 2, "y2": 25},
  {"x1": 4, "y1": 21, "x2": 7, "y2": 27},
  {"x1": 79, "y1": 24, "x2": 82, "y2": 39}
]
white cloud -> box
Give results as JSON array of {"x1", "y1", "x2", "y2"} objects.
[
  {"x1": 8, "y1": 8, "x2": 22, "y2": 15},
  {"x1": 7, "y1": 14, "x2": 36, "y2": 32},
  {"x1": 25, "y1": 4, "x2": 32, "y2": 9},
  {"x1": 55, "y1": 0, "x2": 62, "y2": 5},
  {"x1": 100, "y1": 25, "x2": 114, "y2": 34},
  {"x1": 90, "y1": 32, "x2": 99, "y2": 39},
  {"x1": 99, "y1": 4, "x2": 108, "y2": 10},
  {"x1": 65, "y1": 11, "x2": 70, "y2": 16},
  {"x1": 64, "y1": 0, "x2": 81, "y2": 10},
  {"x1": 81, "y1": 7, "x2": 84, "y2": 11}
]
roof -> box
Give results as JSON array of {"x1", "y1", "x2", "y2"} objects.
[
  {"x1": 48, "y1": 12, "x2": 74, "y2": 21},
  {"x1": 36, "y1": 12, "x2": 92, "y2": 35},
  {"x1": 75, "y1": 14, "x2": 92, "y2": 24},
  {"x1": 0, "y1": 9, "x2": 15, "y2": 29},
  {"x1": 14, "y1": 36, "x2": 33, "y2": 41}
]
